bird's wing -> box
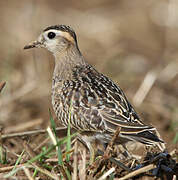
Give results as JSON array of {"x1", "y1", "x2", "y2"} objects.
[
  {"x1": 70, "y1": 65, "x2": 162, "y2": 144},
  {"x1": 72, "y1": 65, "x2": 152, "y2": 131}
]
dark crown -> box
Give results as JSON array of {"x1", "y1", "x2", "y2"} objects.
[{"x1": 43, "y1": 25, "x2": 77, "y2": 42}]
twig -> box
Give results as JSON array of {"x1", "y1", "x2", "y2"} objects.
[
  {"x1": 64, "y1": 161, "x2": 73, "y2": 173},
  {"x1": 45, "y1": 158, "x2": 58, "y2": 163},
  {"x1": 103, "y1": 127, "x2": 131, "y2": 172},
  {"x1": 23, "y1": 141, "x2": 47, "y2": 180},
  {"x1": 117, "y1": 163, "x2": 156, "y2": 180},
  {"x1": 58, "y1": 165, "x2": 68, "y2": 179},
  {"x1": 133, "y1": 61, "x2": 178, "y2": 107},
  {"x1": 22, "y1": 166, "x2": 34, "y2": 180},
  {"x1": 133, "y1": 69, "x2": 158, "y2": 107},
  {"x1": 91, "y1": 127, "x2": 130, "y2": 176},
  {"x1": 32, "y1": 163, "x2": 58, "y2": 180},
  {"x1": 34, "y1": 137, "x2": 50, "y2": 151},
  {"x1": 98, "y1": 167, "x2": 115, "y2": 180},
  {"x1": 103, "y1": 127, "x2": 121, "y2": 159},
  {"x1": 1, "y1": 127, "x2": 66, "y2": 139},
  {"x1": 0, "y1": 164, "x2": 24, "y2": 173},
  {"x1": 89, "y1": 127, "x2": 124, "y2": 178},
  {"x1": 5, "y1": 118, "x2": 43, "y2": 133},
  {"x1": 159, "y1": 61, "x2": 178, "y2": 82},
  {"x1": 79, "y1": 147, "x2": 86, "y2": 180},
  {"x1": 97, "y1": 149, "x2": 131, "y2": 172},
  {"x1": 107, "y1": 127, "x2": 120, "y2": 149},
  {"x1": 23, "y1": 141, "x2": 38, "y2": 159},
  {"x1": 0, "y1": 82, "x2": 6, "y2": 93}
]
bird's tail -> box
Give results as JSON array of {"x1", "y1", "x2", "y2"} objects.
[
  {"x1": 121, "y1": 130, "x2": 164, "y2": 145},
  {"x1": 105, "y1": 119, "x2": 165, "y2": 149}
]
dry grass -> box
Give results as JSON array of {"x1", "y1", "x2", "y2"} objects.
[{"x1": 0, "y1": 0, "x2": 178, "y2": 179}]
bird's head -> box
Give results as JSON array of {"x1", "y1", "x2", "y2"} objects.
[{"x1": 24, "y1": 25, "x2": 78, "y2": 54}]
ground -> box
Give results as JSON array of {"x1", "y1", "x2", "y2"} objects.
[{"x1": 0, "y1": 0, "x2": 177, "y2": 179}]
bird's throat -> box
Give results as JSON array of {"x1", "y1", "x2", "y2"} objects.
[{"x1": 53, "y1": 45, "x2": 85, "y2": 81}]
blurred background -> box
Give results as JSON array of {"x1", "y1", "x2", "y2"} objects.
[{"x1": 0, "y1": 0, "x2": 177, "y2": 150}]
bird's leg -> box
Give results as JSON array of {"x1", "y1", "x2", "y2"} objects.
[
  {"x1": 86, "y1": 141, "x2": 96, "y2": 164},
  {"x1": 77, "y1": 134, "x2": 96, "y2": 164}
]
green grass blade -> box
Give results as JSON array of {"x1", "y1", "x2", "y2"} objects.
[
  {"x1": 49, "y1": 109, "x2": 57, "y2": 137},
  {"x1": 57, "y1": 143, "x2": 63, "y2": 166},
  {"x1": 66, "y1": 101, "x2": 73, "y2": 162},
  {"x1": 49, "y1": 109, "x2": 63, "y2": 166},
  {"x1": 66, "y1": 122, "x2": 71, "y2": 162},
  {"x1": 27, "y1": 132, "x2": 78, "y2": 164},
  {"x1": 4, "y1": 150, "x2": 25, "y2": 178},
  {"x1": 65, "y1": 167, "x2": 71, "y2": 180},
  {"x1": 32, "y1": 168, "x2": 38, "y2": 178},
  {"x1": 4, "y1": 166, "x2": 24, "y2": 178},
  {"x1": 13, "y1": 149, "x2": 25, "y2": 171},
  {"x1": 0, "y1": 145, "x2": 7, "y2": 164},
  {"x1": 27, "y1": 144, "x2": 56, "y2": 164}
]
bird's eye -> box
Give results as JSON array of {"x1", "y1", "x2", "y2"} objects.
[{"x1": 47, "y1": 32, "x2": 56, "y2": 39}]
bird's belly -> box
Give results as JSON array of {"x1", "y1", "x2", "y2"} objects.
[
  {"x1": 52, "y1": 98, "x2": 67, "y2": 127},
  {"x1": 52, "y1": 98, "x2": 83, "y2": 130}
]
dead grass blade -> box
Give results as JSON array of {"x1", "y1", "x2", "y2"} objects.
[
  {"x1": 0, "y1": 164, "x2": 24, "y2": 173},
  {"x1": 116, "y1": 164, "x2": 156, "y2": 180},
  {"x1": 133, "y1": 70, "x2": 158, "y2": 107},
  {"x1": 5, "y1": 118, "x2": 43, "y2": 133},
  {"x1": 32, "y1": 163, "x2": 58, "y2": 180},
  {"x1": 98, "y1": 167, "x2": 115, "y2": 180},
  {"x1": 1, "y1": 127, "x2": 66, "y2": 140},
  {"x1": 0, "y1": 82, "x2": 6, "y2": 93},
  {"x1": 22, "y1": 166, "x2": 34, "y2": 180},
  {"x1": 79, "y1": 147, "x2": 86, "y2": 180}
]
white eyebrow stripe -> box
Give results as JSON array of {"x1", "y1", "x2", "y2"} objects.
[{"x1": 45, "y1": 29, "x2": 75, "y2": 43}]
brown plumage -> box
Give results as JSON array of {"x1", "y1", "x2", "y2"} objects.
[{"x1": 24, "y1": 25, "x2": 164, "y2": 155}]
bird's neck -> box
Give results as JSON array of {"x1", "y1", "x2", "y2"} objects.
[{"x1": 53, "y1": 45, "x2": 86, "y2": 81}]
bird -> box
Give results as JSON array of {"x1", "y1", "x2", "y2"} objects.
[{"x1": 24, "y1": 25, "x2": 164, "y2": 160}]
